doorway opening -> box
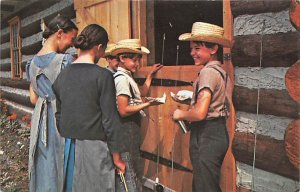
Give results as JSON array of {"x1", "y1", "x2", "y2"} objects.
[{"x1": 151, "y1": 0, "x2": 223, "y2": 66}]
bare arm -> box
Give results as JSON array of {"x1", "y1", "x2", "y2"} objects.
[
  {"x1": 29, "y1": 84, "x2": 38, "y2": 105},
  {"x1": 173, "y1": 88, "x2": 211, "y2": 122},
  {"x1": 117, "y1": 95, "x2": 162, "y2": 118},
  {"x1": 140, "y1": 64, "x2": 163, "y2": 97},
  {"x1": 117, "y1": 95, "x2": 151, "y2": 117}
]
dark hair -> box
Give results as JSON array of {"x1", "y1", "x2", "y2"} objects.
[
  {"x1": 42, "y1": 15, "x2": 78, "y2": 39},
  {"x1": 105, "y1": 55, "x2": 117, "y2": 60},
  {"x1": 74, "y1": 24, "x2": 108, "y2": 50},
  {"x1": 116, "y1": 53, "x2": 142, "y2": 62},
  {"x1": 194, "y1": 41, "x2": 223, "y2": 61}
]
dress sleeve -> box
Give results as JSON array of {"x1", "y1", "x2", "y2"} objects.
[
  {"x1": 99, "y1": 72, "x2": 121, "y2": 153},
  {"x1": 196, "y1": 68, "x2": 221, "y2": 95},
  {"x1": 114, "y1": 75, "x2": 132, "y2": 98}
]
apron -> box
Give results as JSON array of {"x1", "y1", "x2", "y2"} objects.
[{"x1": 28, "y1": 54, "x2": 65, "y2": 192}]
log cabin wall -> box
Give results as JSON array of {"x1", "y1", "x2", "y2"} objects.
[
  {"x1": 231, "y1": 0, "x2": 300, "y2": 191},
  {"x1": 0, "y1": 0, "x2": 76, "y2": 119}
]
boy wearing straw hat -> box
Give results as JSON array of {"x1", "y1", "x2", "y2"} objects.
[
  {"x1": 172, "y1": 22, "x2": 233, "y2": 192},
  {"x1": 111, "y1": 39, "x2": 163, "y2": 192},
  {"x1": 104, "y1": 43, "x2": 119, "y2": 74}
]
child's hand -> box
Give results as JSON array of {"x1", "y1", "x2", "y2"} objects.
[
  {"x1": 112, "y1": 152, "x2": 126, "y2": 174},
  {"x1": 149, "y1": 64, "x2": 163, "y2": 76},
  {"x1": 147, "y1": 99, "x2": 163, "y2": 106},
  {"x1": 173, "y1": 109, "x2": 183, "y2": 121}
]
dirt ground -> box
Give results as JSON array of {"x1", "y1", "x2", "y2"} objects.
[{"x1": 0, "y1": 113, "x2": 30, "y2": 192}]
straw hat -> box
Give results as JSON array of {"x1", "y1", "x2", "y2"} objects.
[
  {"x1": 110, "y1": 39, "x2": 150, "y2": 55},
  {"x1": 179, "y1": 22, "x2": 232, "y2": 48},
  {"x1": 104, "y1": 43, "x2": 117, "y2": 57}
]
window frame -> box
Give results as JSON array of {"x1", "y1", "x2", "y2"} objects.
[{"x1": 8, "y1": 16, "x2": 22, "y2": 80}]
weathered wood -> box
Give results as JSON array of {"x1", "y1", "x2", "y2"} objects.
[
  {"x1": 136, "y1": 66, "x2": 201, "y2": 192},
  {"x1": 285, "y1": 60, "x2": 300, "y2": 103},
  {"x1": 0, "y1": 61, "x2": 27, "y2": 72},
  {"x1": 231, "y1": 0, "x2": 290, "y2": 17},
  {"x1": 284, "y1": 119, "x2": 300, "y2": 169},
  {"x1": 233, "y1": 132, "x2": 299, "y2": 181},
  {"x1": 232, "y1": 32, "x2": 300, "y2": 67},
  {"x1": 21, "y1": 40, "x2": 42, "y2": 56},
  {"x1": 146, "y1": 0, "x2": 155, "y2": 66},
  {"x1": 221, "y1": 1, "x2": 236, "y2": 191},
  {"x1": 233, "y1": 86, "x2": 299, "y2": 119},
  {"x1": 0, "y1": 90, "x2": 34, "y2": 108},
  {"x1": 0, "y1": 78, "x2": 30, "y2": 90},
  {"x1": 290, "y1": 0, "x2": 300, "y2": 31}
]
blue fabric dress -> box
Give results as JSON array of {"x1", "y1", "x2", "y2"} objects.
[{"x1": 26, "y1": 52, "x2": 74, "y2": 192}]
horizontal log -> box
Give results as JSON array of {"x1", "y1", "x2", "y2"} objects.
[
  {"x1": 233, "y1": 132, "x2": 299, "y2": 181},
  {"x1": 0, "y1": 78, "x2": 30, "y2": 90},
  {"x1": 2, "y1": 100, "x2": 33, "y2": 120},
  {"x1": 0, "y1": 61, "x2": 28, "y2": 72},
  {"x1": 22, "y1": 41, "x2": 42, "y2": 56},
  {"x1": 232, "y1": 32, "x2": 300, "y2": 67},
  {"x1": 231, "y1": 0, "x2": 290, "y2": 17},
  {"x1": 233, "y1": 86, "x2": 299, "y2": 119},
  {"x1": 21, "y1": 4, "x2": 75, "y2": 38},
  {"x1": 0, "y1": 90, "x2": 34, "y2": 108}
]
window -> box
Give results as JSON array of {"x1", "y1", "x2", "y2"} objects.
[{"x1": 9, "y1": 16, "x2": 22, "y2": 79}]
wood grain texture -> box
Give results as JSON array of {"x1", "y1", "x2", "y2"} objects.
[
  {"x1": 231, "y1": 0, "x2": 290, "y2": 17},
  {"x1": 233, "y1": 86, "x2": 299, "y2": 119},
  {"x1": 233, "y1": 132, "x2": 299, "y2": 181},
  {"x1": 290, "y1": 0, "x2": 300, "y2": 31},
  {"x1": 284, "y1": 119, "x2": 300, "y2": 169},
  {"x1": 285, "y1": 60, "x2": 300, "y2": 103},
  {"x1": 232, "y1": 32, "x2": 300, "y2": 67}
]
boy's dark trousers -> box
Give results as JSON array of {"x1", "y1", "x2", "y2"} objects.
[{"x1": 189, "y1": 117, "x2": 229, "y2": 192}]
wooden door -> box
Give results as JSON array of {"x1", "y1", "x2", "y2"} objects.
[
  {"x1": 74, "y1": 0, "x2": 131, "y2": 66},
  {"x1": 135, "y1": 0, "x2": 236, "y2": 191}
]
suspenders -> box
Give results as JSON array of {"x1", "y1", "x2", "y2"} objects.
[
  {"x1": 113, "y1": 73, "x2": 136, "y2": 99},
  {"x1": 194, "y1": 66, "x2": 229, "y2": 117}
]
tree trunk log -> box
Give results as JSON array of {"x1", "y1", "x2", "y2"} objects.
[
  {"x1": 284, "y1": 119, "x2": 300, "y2": 170},
  {"x1": 285, "y1": 60, "x2": 300, "y2": 103},
  {"x1": 289, "y1": 0, "x2": 300, "y2": 31},
  {"x1": 233, "y1": 86, "x2": 299, "y2": 119},
  {"x1": 231, "y1": 0, "x2": 290, "y2": 17},
  {"x1": 232, "y1": 32, "x2": 300, "y2": 67},
  {"x1": 0, "y1": 90, "x2": 34, "y2": 108},
  {"x1": 0, "y1": 78, "x2": 30, "y2": 90},
  {"x1": 233, "y1": 132, "x2": 299, "y2": 181}
]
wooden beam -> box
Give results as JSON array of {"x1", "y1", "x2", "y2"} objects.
[
  {"x1": 1, "y1": 4, "x2": 15, "y2": 12},
  {"x1": 232, "y1": 32, "x2": 300, "y2": 67},
  {"x1": 233, "y1": 132, "x2": 299, "y2": 181},
  {"x1": 221, "y1": 1, "x2": 236, "y2": 192},
  {"x1": 0, "y1": 78, "x2": 30, "y2": 90},
  {"x1": 233, "y1": 86, "x2": 299, "y2": 119},
  {"x1": 0, "y1": 90, "x2": 34, "y2": 108},
  {"x1": 231, "y1": 0, "x2": 290, "y2": 17},
  {"x1": 146, "y1": 0, "x2": 155, "y2": 66}
]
